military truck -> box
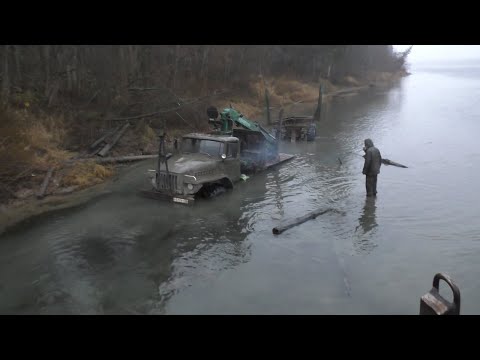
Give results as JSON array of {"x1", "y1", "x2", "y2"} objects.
[
  {"x1": 140, "y1": 107, "x2": 294, "y2": 204},
  {"x1": 275, "y1": 116, "x2": 317, "y2": 142},
  {"x1": 273, "y1": 83, "x2": 323, "y2": 142}
]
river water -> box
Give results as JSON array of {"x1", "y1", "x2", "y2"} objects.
[{"x1": 1, "y1": 62, "x2": 480, "y2": 314}]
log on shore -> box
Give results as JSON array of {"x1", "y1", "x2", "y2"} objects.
[
  {"x1": 272, "y1": 208, "x2": 338, "y2": 235},
  {"x1": 89, "y1": 125, "x2": 120, "y2": 150},
  {"x1": 36, "y1": 167, "x2": 54, "y2": 199},
  {"x1": 94, "y1": 155, "x2": 158, "y2": 164},
  {"x1": 66, "y1": 154, "x2": 158, "y2": 165},
  {"x1": 97, "y1": 122, "x2": 130, "y2": 157}
]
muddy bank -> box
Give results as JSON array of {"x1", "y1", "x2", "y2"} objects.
[
  {"x1": 0, "y1": 155, "x2": 161, "y2": 236},
  {"x1": 0, "y1": 180, "x2": 111, "y2": 236}
]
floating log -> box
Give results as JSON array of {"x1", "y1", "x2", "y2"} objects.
[
  {"x1": 97, "y1": 122, "x2": 130, "y2": 157},
  {"x1": 273, "y1": 208, "x2": 337, "y2": 235},
  {"x1": 37, "y1": 167, "x2": 54, "y2": 199}
]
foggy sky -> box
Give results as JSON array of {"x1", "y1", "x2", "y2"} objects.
[{"x1": 394, "y1": 45, "x2": 480, "y2": 64}]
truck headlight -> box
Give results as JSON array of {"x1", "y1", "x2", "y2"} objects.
[{"x1": 187, "y1": 183, "x2": 193, "y2": 190}]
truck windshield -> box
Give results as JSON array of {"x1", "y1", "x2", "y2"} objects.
[{"x1": 182, "y1": 138, "x2": 224, "y2": 157}]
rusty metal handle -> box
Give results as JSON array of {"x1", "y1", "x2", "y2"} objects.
[{"x1": 432, "y1": 272, "x2": 461, "y2": 308}]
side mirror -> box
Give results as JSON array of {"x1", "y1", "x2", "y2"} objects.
[{"x1": 221, "y1": 154, "x2": 227, "y2": 160}]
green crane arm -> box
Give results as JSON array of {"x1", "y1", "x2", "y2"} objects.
[{"x1": 219, "y1": 108, "x2": 277, "y2": 144}]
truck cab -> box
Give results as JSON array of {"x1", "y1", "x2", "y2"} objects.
[{"x1": 150, "y1": 133, "x2": 241, "y2": 202}]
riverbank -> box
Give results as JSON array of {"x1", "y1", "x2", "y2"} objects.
[
  {"x1": 0, "y1": 70, "x2": 408, "y2": 236},
  {"x1": 0, "y1": 180, "x2": 112, "y2": 235}
]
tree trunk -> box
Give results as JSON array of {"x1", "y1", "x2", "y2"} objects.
[
  {"x1": 224, "y1": 47, "x2": 231, "y2": 85},
  {"x1": 1, "y1": 45, "x2": 9, "y2": 104},
  {"x1": 128, "y1": 45, "x2": 139, "y2": 83},
  {"x1": 72, "y1": 46, "x2": 78, "y2": 95},
  {"x1": 265, "y1": 89, "x2": 271, "y2": 125},
  {"x1": 237, "y1": 46, "x2": 246, "y2": 74},
  {"x1": 66, "y1": 64, "x2": 72, "y2": 93},
  {"x1": 14, "y1": 45, "x2": 22, "y2": 86},
  {"x1": 200, "y1": 46, "x2": 210, "y2": 93},
  {"x1": 47, "y1": 79, "x2": 60, "y2": 107},
  {"x1": 97, "y1": 122, "x2": 130, "y2": 157},
  {"x1": 313, "y1": 83, "x2": 323, "y2": 121},
  {"x1": 173, "y1": 45, "x2": 180, "y2": 90},
  {"x1": 43, "y1": 45, "x2": 50, "y2": 97},
  {"x1": 119, "y1": 46, "x2": 128, "y2": 94},
  {"x1": 37, "y1": 167, "x2": 54, "y2": 199}
]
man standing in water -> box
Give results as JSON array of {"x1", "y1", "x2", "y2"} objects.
[{"x1": 362, "y1": 138, "x2": 382, "y2": 197}]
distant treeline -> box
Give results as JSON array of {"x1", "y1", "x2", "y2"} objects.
[{"x1": 0, "y1": 45, "x2": 411, "y2": 109}]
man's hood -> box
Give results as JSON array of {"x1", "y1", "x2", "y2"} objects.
[{"x1": 364, "y1": 138, "x2": 374, "y2": 148}]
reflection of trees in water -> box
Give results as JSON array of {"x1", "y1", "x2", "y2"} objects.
[
  {"x1": 270, "y1": 170, "x2": 284, "y2": 216},
  {"x1": 353, "y1": 197, "x2": 378, "y2": 255},
  {"x1": 325, "y1": 88, "x2": 400, "y2": 135},
  {"x1": 141, "y1": 196, "x2": 254, "y2": 313}
]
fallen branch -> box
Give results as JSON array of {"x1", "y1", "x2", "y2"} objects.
[
  {"x1": 84, "y1": 88, "x2": 102, "y2": 107},
  {"x1": 175, "y1": 112, "x2": 196, "y2": 130},
  {"x1": 129, "y1": 87, "x2": 184, "y2": 105},
  {"x1": 36, "y1": 167, "x2": 54, "y2": 199},
  {"x1": 108, "y1": 90, "x2": 230, "y2": 122},
  {"x1": 5, "y1": 166, "x2": 33, "y2": 185},
  {"x1": 92, "y1": 155, "x2": 158, "y2": 164},
  {"x1": 273, "y1": 208, "x2": 340, "y2": 235},
  {"x1": 0, "y1": 136, "x2": 11, "y2": 147},
  {"x1": 128, "y1": 87, "x2": 167, "y2": 91},
  {"x1": 97, "y1": 122, "x2": 130, "y2": 157},
  {"x1": 89, "y1": 125, "x2": 120, "y2": 150},
  {"x1": 1, "y1": 183, "x2": 18, "y2": 199}
]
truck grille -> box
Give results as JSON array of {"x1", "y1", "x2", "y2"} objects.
[{"x1": 157, "y1": 172, "x2": 178, "y2": 192}]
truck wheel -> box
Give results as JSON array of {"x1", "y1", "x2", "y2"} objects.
[
  {"x1": 208, "y1": 186, "x2": 226, "y2": 198},
  {"x1": 199, "y1": 183, "x2": 226, "y2": 198}
]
